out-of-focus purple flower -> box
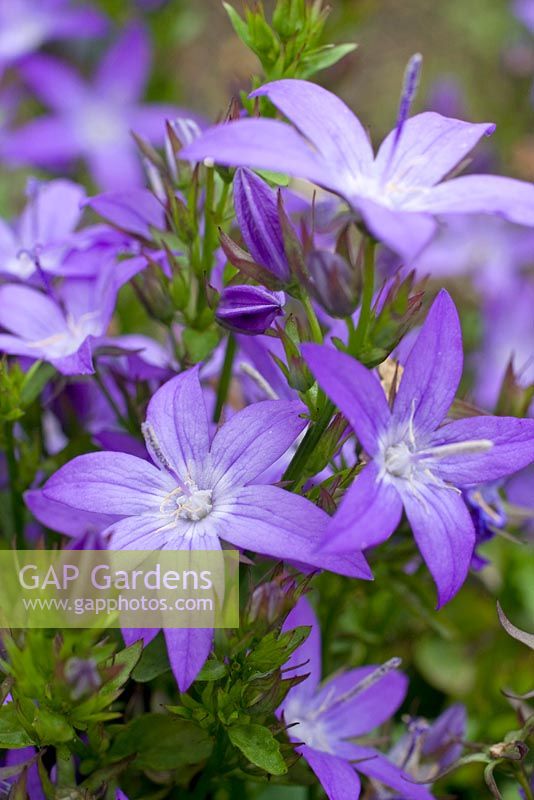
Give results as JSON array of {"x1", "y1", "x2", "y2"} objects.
[
  {"x1": 507, "y1": 464, "x2": 534, "y2": 533},
  {"x1": 233, "y1": 168, "x2": 291, "y2": 282},
  {"x1": 39, "y1": 368, "x2": 371, "y2": 689},
  {"x1": 465, "y1": 484, "x2": 507, "y2": 569},
  {"x1": 474, "y1": 280, "x2": 534, "y2": 408},
  {"x1": 181, "y1": 73, "x2": 534, "y2": 263},
  {"x1": 0, "y1": 0, "x2": 107, "y2": 71},
  {"x1": 4, "y1": 746, "x2": 44, "y2": 800},
  {"x1": 303, "y1": 290, "x2": 534, "y2": 607},
  {"x1": 216, "y1": 284, "x2": 284, "y2": 334},
  {"x1": 278, "y1": 597, "x2": 434, "y2": 800},
  {"x1": 115, "y1": 791, "x2": 129, "y2": 800},
  {"x1": 371, "y1": 705, "x2": 467, "y2": 797},
  {"x1": 0, "y1": 178, "x2": 86, "y2": 279},
  {"x1": 0, "y1": 266, "x2": 132, "y2": 374},
  {"x1": 413, "y1": 216, "x2": 534, "y2": 295},
  {"x1": 515, "y1": 0, "x2": 534, "y2": 32},
  {"x1": 64, "y1": 656, "x2": 102, "y2": 700},
  {"x1": 85, "y1": 189, "x2": 166, "y2": 239},
  {"x1": 2, "y1": 24, "x2": 182, "y2": 189}
]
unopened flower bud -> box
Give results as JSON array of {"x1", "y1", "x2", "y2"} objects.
[
  {"x1": 216, "y1": 284, "x2": 284, "y2": 334},
  {"x1": 306, "y1": 249, "x2": 359, "y2": 317},
  {"x1": 234, "y1": 169, "x2": 291, "y2": 282}
]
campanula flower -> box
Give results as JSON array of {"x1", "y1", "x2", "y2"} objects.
[
  {"x1": 0, "y1": 266, "x2": 134, "y2": 374},
  {"x1": 279, "y1": 597, "x2": 434, "y2": 800},
  {"x1": 302, "y1": 290, "x2": 534, "y2": 606},
  {"x1": 370, "y1": 705, "x2": 466, "y2": 797},
  {"x1": 180, "y1": 68, "x2": 534, "y2": 262},
  {"x1": 40, "y1": 368, "x2": 371, "y2": 688},
  {"x1": 0, "y1": 178, "x2": 86, "y2": 279},
  {"x1": 2, "y1": 24, "x2": 182, "y2": 189}
]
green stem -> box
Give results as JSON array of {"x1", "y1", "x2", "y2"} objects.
[
  {"x1": 351, "y1": 237, "x2": 376, "y2": 356},
  {"x1": 213, "y1": 335, "x2": 236, "y2": 423},
  {"x1": 5, "y1": 422, "x2": 24, "y2": 548},
  {"x1": 282, "y1": 398, "x2": 335, "y2": 485},
  {"x1": 202, "y1": 166, "x2": 216, "y2": 274},
  {"x1": 517, "y1": 768, "x2": 534, "y2": 800},
  {"x1": 300, "y1": 292, "x2": 323, "y2": 344}
]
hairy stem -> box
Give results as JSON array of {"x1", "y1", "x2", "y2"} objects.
[{"x1": 213, "y1": 334, "x2": 237, "y2": 423}]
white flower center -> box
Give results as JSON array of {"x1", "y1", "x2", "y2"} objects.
[
  {"x1": 27, "y1": 311, "x2": 101, "y2": 357},
  {"x1": 384, "y1": 441, "x2": 414, "y2": 479},
  {"x1": 161, "y1": 481, "x2": 213, "y2": 522}
]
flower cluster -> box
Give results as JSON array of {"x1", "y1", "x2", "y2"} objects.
[{"x1": 0, "y1": 1, "x2": 533, "y2": 798}]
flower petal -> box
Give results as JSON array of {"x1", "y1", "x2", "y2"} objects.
[
  {"x1": 121, "y1": 628, "x2": 159, "y2": 648},
  {"x1": 299, "y1": 746, "x2": 362, "y2": 800},
  {"x1": 179, "y1": 119, "x2": 334, "y2": 189},
  {"x1": 1, "y1": 117, "x2": 81, "y2": 167},
  {"x1": 19, "y1": 179, "x2": 85, "y2": 246},
  {"x1": 411, "y1": 174, "x2": 534, "y2": 227},
  {"x1": 375, "y1": 112, "x2": 494, "y2": 187},
  {"x1": 95, "y1": 22, "x2": 150, "y2": 102},
  {"x1": 24, "y1": 488, "x2": 119, "y2": 537},
  {"x1": 0, "y1": 284, "x2": 67, "y2": 339},
  {"x1": 355, "y1": 198, "x2": 437, "y2": 264},
  {"x1": 281, "y1": 596, "x2": 322, "y2": 696},
  {"x1": 164, "y1": 626, "x2": 213, "y2": 692},
  {"x1": 430, "y1": 416, "x2": 534, "y2": 485},
  {"x1": 18, "y1": 54, "x2": 88, "y2": 112},
  {"x1": 393, "y1": 289, "x2": 462, "y2": 435},
  {"x1": 209, "y1": 400, "x2": 306, "y2": 489},
  {"x1": 42, "y1": 452, "x2": 175, "y2": 515},
  {"x1": 318, "y1": 666, "x2": 407, "y2": 739},
  {"x1": 346, "y1": 745, "x2": 434, "y2": 800},
  {"x1": 302, "y1": 344, "x2": 391, "y2": 455},
  {"x1": 85, "y1": 189, "x2": 165, "y2": 237},
  {"x1": 251, "y1": 79, "x2": 374, "y2": 177},
  {"x1": 214, "y1": 484, "x2": 372, "y2": 579},
  {"x1": 401, "y1": 483, "x2": 475, "y2": 608},
  {"x1": 87, "y1": 144, "x2": 144, "y2": 191},
  {"x1": 323, "y1": 463, "x2": 403, "y2": 552},
  {"x1": 144, "y1": 368, "x2": 211, "y2": 483}
]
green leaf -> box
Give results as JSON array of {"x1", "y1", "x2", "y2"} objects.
[
  {"x1": 183, "y1": 327, "x2": 219, "y2": 363},
  {"x1": 110, "y1": 714, "x2": 213, "y2": 770},
  {"x1": 103, "y1": 641, "x2": 143, "y2": 694},
  {"x1": 33, "y1": 708, "x2": 74, "y2": 745},
  {"x1": 131, "y1": 633, "x2": 170, "y2": 683},
  {"x1": 301, "y1": 43, "x2": 357, "y2": 77},
  {"x1": 0, "y1": 704, "x2": 33, "y2": 748},
  {"x1": 228, "y1": 723, "x2": 287, "y2": 775},
  {"x1": 195, "y1": 659, "x2": 227, "y2": 682},
  {"x1": 223, "y1": 3, "x2": 251, "y2": 47},
  {"x1": 247, "y1": 627, "x2": 310, "y2": 673}
]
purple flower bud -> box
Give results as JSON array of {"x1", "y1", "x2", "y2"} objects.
[
  {"x1": 216, "y1": 284, "x2": 284, "y2": 335},
  {"x1": 306, "y1": 249, "x2": 359, "y2": 317},
  {"x1": 233, "y1": 169, "x2": 290, "y2": 282}
]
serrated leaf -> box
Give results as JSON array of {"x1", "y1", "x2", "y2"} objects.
[
  {"x1": 103, "y1": 641, "x2": 143, "y2": 694},
  {"x1": 223, "y1": 3, "x2": 251, "y2": 47},
  {"x1": 195, "y1": 659, "x2": 227, "y2": 682},
  {"x1": 247, "y1": 627, "x2": 310, "y2": 673},
  {"x1": 228, "y1": 723, "x2": 287, "y2": 775}
]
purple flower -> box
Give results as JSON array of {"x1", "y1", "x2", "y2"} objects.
[
  {"x1": 180, "y1": 76, "x2": 534, "y2": 263},
  {"x1": 465, "y1": 484, "x2": 507, "y2": 569},
  {"x1": 302, "y1": 290, "x2": 534, "y2": 607},
  {"x1": 233, "y1": 168, "x2": 290, "y2": 282},
  {"x1": 474, "y1": 280, "x2": 534, "y2": 409},
  {"x1": 2, "y1": 24, "x2": 181, "y2": 189},
  {"x1": 412, "y1": 216, "x2": 534, "y2": 296},
  {"x1": 84, "y1": 189, "x2": 166, "y2": 239},
  {"x1": 278, "y1": 597, "x2": 434, "y2": 800},
  {"x1": 216, "y1": 285, "x2": 284, "y2": 334},
  {"x1": 514, "y1": 0, "x2": 534, "y2": 32},
  {"x1": 0, "y1": 269, "x2": 127, "y2": 375},
  {"x1": 39, "y1": 368, "x2": 370, "y2": 688},
  {"x1": 0, "y1": 178, "x2": 86, "y2": 279},
  {"x1": 372, "y1": 705, "x2": 466, "y2": 796},
  {"x1": 0, "y1": 0, "x2": 107, "y2": 71}
]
